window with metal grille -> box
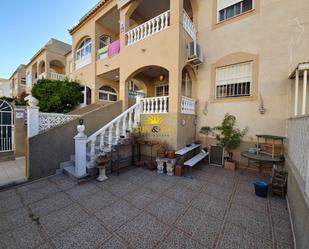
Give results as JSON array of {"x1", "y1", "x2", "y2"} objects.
[
  {"x1": 218, "y1": 0, "x2": 253, "y2": 22},
  {"x1": 215, "y1": 62, "x2": 252, "y2": 98}
]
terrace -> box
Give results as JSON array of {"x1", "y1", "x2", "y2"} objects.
[{"x1": 0, "y1": 164, "x2": 294, "y2": 249}]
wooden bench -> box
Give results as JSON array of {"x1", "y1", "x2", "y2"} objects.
[{"x1": 184, "y1": 151, "x2": 209, "y2": 178}]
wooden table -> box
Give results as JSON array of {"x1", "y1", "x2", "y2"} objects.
[{"x1": 241, "y1": 151, "x2": 283, "y2": 175}]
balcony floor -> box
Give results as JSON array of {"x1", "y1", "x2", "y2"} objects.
[{"x1": 0, "y1": 164, "x2": 294, "y2": 249}]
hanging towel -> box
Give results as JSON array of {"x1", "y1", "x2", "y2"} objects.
[
  {"x1": 98, "y1": 45, "x2": 108, "y2": 55},
  {"x1": 108, "y1": 39, "x2": 120, "y2": 57}
]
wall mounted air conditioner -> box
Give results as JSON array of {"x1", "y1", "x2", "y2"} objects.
[{"x1": 187, "y1": 41, "x2": 204, "y2": 66}]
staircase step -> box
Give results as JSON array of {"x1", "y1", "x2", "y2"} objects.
[
  {"x1": 60, "y1": 160, "x2": 75, "y2": 169},
  {"x1": 63, "y1": 165, "x2": 89, "y2": 181}
]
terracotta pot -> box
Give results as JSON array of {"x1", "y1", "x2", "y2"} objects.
[
  {"x1": 167, "y1": 150, "x2": 175, "y2": 159},
  {"x1": 224, "y1": 161, "x2": 236, "y2": 171},
  {"x1": 175, "y1": 165, "x2": 183, "y2": 177}
]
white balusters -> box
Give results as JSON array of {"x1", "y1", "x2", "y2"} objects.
[
  {"x1": 181, "y1": 96, "x2": 196, "y2": 115},
  {"x1": 99, "y1": 131, "x2": 105, "y2": 149},
  {"x1": 183, "y1": 10, "x2": 197, "y2": 42},
  {"x1": 140, "y1": 97, "x2": 169, "y2": 114},
  {"x1": 128, "y1": 111, "x2": 133, "y2": 131},
  {"x1": 115, "y1": 120, "x2": 120, "y2": 144},
  {"x1": 122, "y1": 115, "x2": 127, "y2": 136},
  {"x1": 90, "y1": 139, "x2": 96, "y2": 165},
  {"x1": 126, "y1": 10, "x2": 170, "y2": 46},
  {"x1": 108, "y1": 125, "x2": 113, "y2": 147}
]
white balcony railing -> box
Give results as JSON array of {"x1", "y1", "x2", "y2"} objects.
[
  {"x1": 181, "y1": 96, "x2": 196, "y2": 115},
  {"x1": 183, "y1": 10, "x2": 197, "y2": 41},
  {"x1": 38, "y1": 72, "x2": 46, "y2": 79},
  {"x1": 75, "y1": 54, "x2": 91, "y2": 70},
  {"x1": 126, "y1": 10, "x2": 170, "y2": 46},
  {"x1": 141, "y1": 96, "x2": 169, "y2": 114},
  {"x1": 50, "y1": 72, "x2": 66, "y2": 81}
]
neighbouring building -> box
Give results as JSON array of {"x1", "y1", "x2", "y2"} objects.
[
  {"x1": 0, "y1": 78, "x2": 11, "y2": 97},
  {"x1": 25, "y1": 38, "x2": 71, "y2": 93},
  {"x1": 9, "y1": 64, "x2": 26, "y2": 98}
]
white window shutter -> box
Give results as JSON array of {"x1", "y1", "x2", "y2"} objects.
[
  {"x1": 217, "y1": 0, "x2": 243, "y2": 11},
  {"x1": 216, "y1": 62, "x2": 252, "y2": 86}
]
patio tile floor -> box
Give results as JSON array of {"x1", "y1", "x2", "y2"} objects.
[{"x1": 0, "y1": 164, "x2": 295, "y2": 249}]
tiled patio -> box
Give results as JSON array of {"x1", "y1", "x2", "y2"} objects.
[{"x1": 0, "y1": 164, "x2": 294, "y2": 249}]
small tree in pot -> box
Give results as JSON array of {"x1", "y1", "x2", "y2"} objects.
[{"x1": 213, "y1": 114, "x2": 248, "y2": 170}]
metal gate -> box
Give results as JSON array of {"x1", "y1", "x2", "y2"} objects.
[{"x1": 0, "y1": 100, "x2": 14, "y2": 152}]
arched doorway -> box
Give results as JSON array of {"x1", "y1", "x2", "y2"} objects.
[{"x1": 0, "y1": 100, "x2": 14, "y2": 152}]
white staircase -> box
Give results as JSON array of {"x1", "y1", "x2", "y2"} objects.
[{"x1": 63, "y1": 100, "x2": 141, "y2": 179}]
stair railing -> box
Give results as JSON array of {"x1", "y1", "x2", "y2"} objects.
[{"x1": 86, "y1": 98, "x2": 142, "y2": 166}]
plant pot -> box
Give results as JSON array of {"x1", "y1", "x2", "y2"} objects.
[
  {"x1": 224, "y1": 161, "x2": 236, "y2": 171},
  {"x1": 167, "y1": 150, "x2": 175, "y2": 159}
]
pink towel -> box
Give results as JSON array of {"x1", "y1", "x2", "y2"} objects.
[{"x1": 108, "y1": 39, "x2": 120, "y2": 57}]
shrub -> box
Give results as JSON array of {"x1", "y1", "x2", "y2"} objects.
[
  {"x1": 31, "y1": 79, "x2": 83, "y2": 113},
  {"x1": 213, "y1": 113, "x2": 248, "y2": 161}
]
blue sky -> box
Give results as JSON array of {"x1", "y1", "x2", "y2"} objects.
[{"x1": 0, "y1": 0, "x2": 99, "y2": 79}]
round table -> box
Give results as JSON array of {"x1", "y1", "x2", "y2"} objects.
[{"x1": 240, "y1": 151, "x2": 283, "y2": 174}]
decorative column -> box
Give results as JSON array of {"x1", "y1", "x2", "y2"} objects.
[
  {"x1": 294, "y1": 69, "x2": 299, "y2": 116},
  {"x1": 25, "y1": 95, "x2": 39, "y2": 138},
  {"x1": 302, "y1": 70, "x2": 307, "y2": 115},
  {"x1": 74, "y1": 120, "x2": 88, "y2": 178}
]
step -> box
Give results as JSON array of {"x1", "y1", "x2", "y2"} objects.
[
  {"x1": 60, "y1": 160, "x2": 75, "y2": 169},
  {"x1": 63, "y1": 165, "x2": 89, "y2": 181},
  {"x1": 0, "y1": 152, "x2": 15, "y2": 163}
]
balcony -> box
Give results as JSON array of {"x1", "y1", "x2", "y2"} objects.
[
  {"x1": 75, "y1": 54, "x2": 91, "y2": 70},
  {"x1": 38, "y1": 72, "x2": 46, "y2": 80},
  {"x1": 97, "y1": 39, "x2": 120, "y2": 61},
  {"x1": 126, "y1": 11, "x2": 170, "y2": 46},
  {"x1": 183, "y1": 10, "x2": 197, "y2": 41},
  {"x1": 139, "y1": 96, "x2": 196, "y2": 115},
  {"x1": 50, "y1": 72, "x2": 66, "y2": 81}
]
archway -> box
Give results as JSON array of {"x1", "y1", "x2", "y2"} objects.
[
  {"x1": 0, "y1": 100, "x2": 14, "y2": 152},
  {"x1": 38, "y1": 61, "x2": 45, "y2": 75},
  {"x1": 49, "y1": 60, "x2": 65, "y2": 74}
]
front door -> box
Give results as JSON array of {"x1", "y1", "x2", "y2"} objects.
[{"x1": 0, "y1": 100, "x2": 14, "y2": 152}]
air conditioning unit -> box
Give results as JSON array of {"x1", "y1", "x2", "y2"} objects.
[{"x1": 187, "y1": 41, "x2": 204, "y2": 66}]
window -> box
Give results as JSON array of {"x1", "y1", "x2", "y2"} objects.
[
  {"x1": 76, "y1": 38, "x2": 92, "y2": 61},
  {"x1": 215, "y1": 62, "x2": 252, "y2": 98},
  {"x1": 99, "y1": 35, "x2": 111, "y2": 49},
  {"x1": 155, "y1": 84, "x2": 169, "y2": 97},
  {"x1": 20, "y1": 78, "x2": 26, "y2": 86},
  {"x1": 182, "y1": 71, "x2": 192, "y2": 97},
  {"x1": 99, "y1": 86, "x2": 117, "y2": 102},
  {"x1": 218, "y1": 0, "x2": 253, "y2": 22}
]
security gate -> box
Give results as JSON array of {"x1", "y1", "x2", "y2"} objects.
[{"x1": 0, "y1": 100, "x2": 14, "y2": 152}]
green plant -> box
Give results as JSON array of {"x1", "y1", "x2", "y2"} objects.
[
  {"x1": 213, "y1": 113, "x2": 248, "y2": 162},
  {"x1": 0, "y1": 96, "x2": 14, "y2": 102},
  {"x1": 31, "y1": 79, "x2": 83, "y2": 113}
]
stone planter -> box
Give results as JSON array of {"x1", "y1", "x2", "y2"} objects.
[
  {"x1": 166, "y1": 159, "x2": 176, "y2": 176},
  {"x1": 156, "y1": 158, "x2": 165, "y2": 174},
  {"x1": 96, "y1": 155, "x2": 110, "y2": 182}
]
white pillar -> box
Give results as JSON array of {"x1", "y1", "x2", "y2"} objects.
[
  {"x1": 74, "y1": 123, "x2": 87, "y2": 177},
  {"x1": 302, "y1": 70, "x2": 308, "y2": 115},
  {"x1": 294, "y1": 69, "x2": 299, "y2": 116},
  {"x1": 25, "y1": 95, "x2": 39, "y2": 138},
  {"x1": 83, "y1": 86, "x2": 87, "y2": 106}
]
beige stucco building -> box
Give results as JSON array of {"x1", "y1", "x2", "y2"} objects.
[
  {"x1": 0, "y1": 78, "x2": 11, "y2": 97},
  {"x1": 9, "y1": 64, "x2": 26, "y2": 98},
  {"x1": 65, "y1": 0, "x2": 309, "y2": 150},
  {"x1": 25, "y1": 38, "x2": 71, "y2": 93}
]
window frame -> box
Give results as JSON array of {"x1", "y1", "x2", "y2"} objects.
[
  {"x1": 98, "y1": 86, "x2": 118, "y2": 102},
  {"x1": 99, "y1": 35, "x2": 111, "y2": 49},
  {"x1": 218, "y1": 0, "x2": 254, "y2": 23},
  {"x1": 155, "y1": 84, "x2": 169, "y2": 97},
  {"x1": 76, "y1": 38, "x2": 92, "y2": 61}
]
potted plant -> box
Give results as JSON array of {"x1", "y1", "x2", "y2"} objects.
[{"x1": 213, "y1": 114, "x2": 248, "y2": 170}]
